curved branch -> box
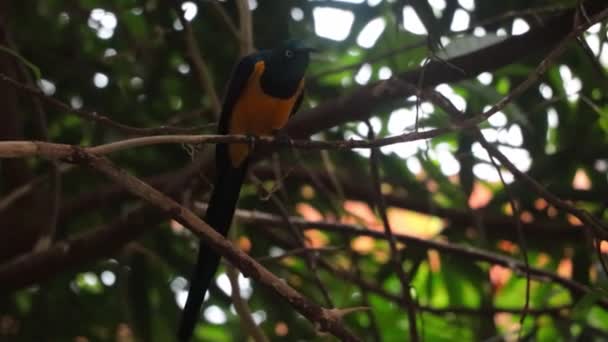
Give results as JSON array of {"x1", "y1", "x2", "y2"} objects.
[
  {"x1": 0, "y1": 127, "x2": 450, "y2": 159},
  {"x1": 287, "y1": 2, "x2": 608, "y2": 138},
  {"x1": 88, "y1": 155, "x2": 359, "y2": 341},
  {"x1": 230, "y1": 209, "x2": 608, "y2": 310},
  {"x1": 0, "y1": 73, "x2": 207, "y2": 136},
  {"x1": 173, "y1": 3, "x2": 222, "y2": 116}
]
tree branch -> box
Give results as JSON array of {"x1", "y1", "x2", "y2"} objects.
[
  {"x1": 87, "y1": 155, "x2": 359, "y2": 341},
  {"x1": 367, "y1": 121, "x2": 418, "y2": 341},
  {"x1": 230, "y1": 209, "x2": 608, "y2": 310},
  {"x1": 173, "y1": 2, "x2": 222, "y2": 117},
  {"x1": 226, "y1": 264, "x2": 269, "y2": 342},
  {"x1": 0, "y1": 127, "x2": 452, "y2": 159},
  {"x1": 286, "y1": 2, "x2": 608, "y2": 138},
  {"x1": 0, "y1": 73, "x2": 207, "y2": 136}
]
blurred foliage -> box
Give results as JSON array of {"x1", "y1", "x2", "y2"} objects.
[{"x1": 2, "y1": 0, "x2": 608, "y2": 341}]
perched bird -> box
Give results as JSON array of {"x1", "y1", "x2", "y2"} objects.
[{"x1": 178, "y1": 40, "x2": 314, "y2": 341}]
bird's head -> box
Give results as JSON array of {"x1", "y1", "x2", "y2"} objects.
[{"x1": 261, "y1": 39, "x2": 316, "y2": 98}]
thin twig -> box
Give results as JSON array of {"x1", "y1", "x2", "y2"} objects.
[
  {"x1": 485, "y1": 142, "x2": 531, "y2": 335},
  {"x1": 310, "y1": 5, "x2": 567, "y2": 81},
  {"x1": 401, "y1": 80, "x2": 608, "y2": 240},
  {"x1": 291, "y1": 149, "x2": 344, "y2": 216},
  {"x1": 3, "y1": 203, "x2": 606, "y2": 312},
  {"x1": 173, "y1": 2, "x2": 222, "y2": 117},
  {"x1": 287, "y1": 3, "x2": 607, "y2": 142},
  {"x1": 0, "y1": 164, "x2": 72, "y2": 213},
  {"x1": 2, "y1": 132, "x2": 604, "y2": 241},
  {"x1": 84, "y1": 154, "x2": 361, "y2": 341},
  {"x1": 227, "y1": 208, "x2": 608, "y2": 309},
  {"x1": 320, "y1": 150, "x2": 346, "y2": 202},
  {"x1": 423, "y1": 85, "x2": 534, "y2": 332},
  {"x1": 270, "y1": 152, "x2": 289, "y2": 202},
  {"x1": 226, "y1": 264, "x2": 269, "y2": 342},
  {"x1": 250, "y1": 175, "x2": 335, "y2": 308},
  {"x1": 236, "y1": 0, "x2": 254, "y2": 56},
  {"x1": 8, "y1": 37, "x2": 62, "y2": 252},
  {"x1": 352, "y1": 254, "x2": 383, "y2": 342},
  {"x1": 480, "y1": 140, "x2": 608, "y2": 238},
  {"x1": 460, "y1": 6, "x2": 608, "y2": 128},
  {"x1": 257, "y1": 246, "x2": 343, "y2": 262},
  {"x1": 366, "y1": 120, "x2": 419, "y2": 341},
  {"x1": 258, "y1": 221, "x2": 582, "y2": 329},
  {"x1": 207, "y1": 1, "x2": 240, "y2": 43},
  {"x1": 311, "y1": 40, "x2": 426, "y2": 81},
  {"x1": 274, "y1": 255, "x2": 572, "y2": 317},
  {"x1": 318, "y1": 259, "x2": 570, "y2": 318},
  {"x1": 0, "y1": 73, "x2": 207, "y2": 136},
  {"x1": 457, "y1": 5, "x2": 570, "y2": 35}
]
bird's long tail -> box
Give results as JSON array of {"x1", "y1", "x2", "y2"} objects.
[{"x1": 178, "y1": 156, "x2": 247, "y2": 342}]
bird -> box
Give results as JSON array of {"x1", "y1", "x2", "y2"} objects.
[{"x1": 178, "y1": 40, "x2": 315, "y2": 342}]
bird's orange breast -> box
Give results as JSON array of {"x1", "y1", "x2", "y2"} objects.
[{"x1": 228, "y1": 61, "x2": 303, "y2": 167}]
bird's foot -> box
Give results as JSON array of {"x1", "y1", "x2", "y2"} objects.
[
  {"x1": 246, "y1": 133, "x2": 258, "y2": 151},
  {"x1": 272, "y1": 129, "x2": 293, "y2": 147}
]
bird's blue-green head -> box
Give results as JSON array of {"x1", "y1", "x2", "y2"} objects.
[{"x1": 260, "y1": 39, "x2": 315, "y2": 98}]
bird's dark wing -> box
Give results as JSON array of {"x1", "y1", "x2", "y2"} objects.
[
  {"x1": 218, "y1": 54, "x2": 258, "y2": 135},
  {"x1": 178, "y1": 53, "x2": 257, "y2": 342},
  {"x1": 290, "y1": 89, "x2": 304, "y2": 118}
]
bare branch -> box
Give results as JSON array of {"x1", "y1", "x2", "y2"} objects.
[
  {"x1": 173, "y1": 3, "x2": 222, "y2": 117},
  {"x1": 250, "y1": 175, "x2": 335, "y2": 308},
  {"x1": 236, "y1": 0, "x2": 254, "y2": 56},
  {"x1": 230, "y1": 208, "x2": 608, "y2": 310},
  {"x1": 287, "y1": 3, "x2": 608, "y2": 139},
  {"x1": 460, "y1": 6, "x2": 608, "y2": 128},
  {"x1": 226, "y1": 264, "x2": 269, "y2": 342},
  {"x1": 0, "y1": 73, "x2": 208, "y2": 136},
  {"x1": 83, "y1": 155, "x2": 360, "y2": 341},
  {"x1": 208, "y1": 1, "x2": 240, "y2": 43},
  {"x1": 367, "y1": 120, "x2": 419, "y2": 341},
  {"x1": 0, "y1": 128, "x2": 452, "y2": 159}
]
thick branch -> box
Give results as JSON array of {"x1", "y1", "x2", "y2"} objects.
[
  {"x1": 86, "y1": 155, "x2": 359, "y2": 340},
  {"x1": 230, "y1": 209, "x2": 608, "y2": 310},
  {"x1": 287, "y1": 2, "x2": 608, "y2": 138}
]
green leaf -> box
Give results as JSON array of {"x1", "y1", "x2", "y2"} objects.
[{"x1": 572, "y1": 290, "x2": 604, "y2": 321}]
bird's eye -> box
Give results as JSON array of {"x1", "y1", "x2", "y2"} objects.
[{"x1": 285, "y1": 49, "x2": 294, "y2": 58}]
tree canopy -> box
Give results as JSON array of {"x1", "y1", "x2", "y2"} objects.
[{"x1": 2, "y1": 0, "x2": 608, "y2": 341}]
